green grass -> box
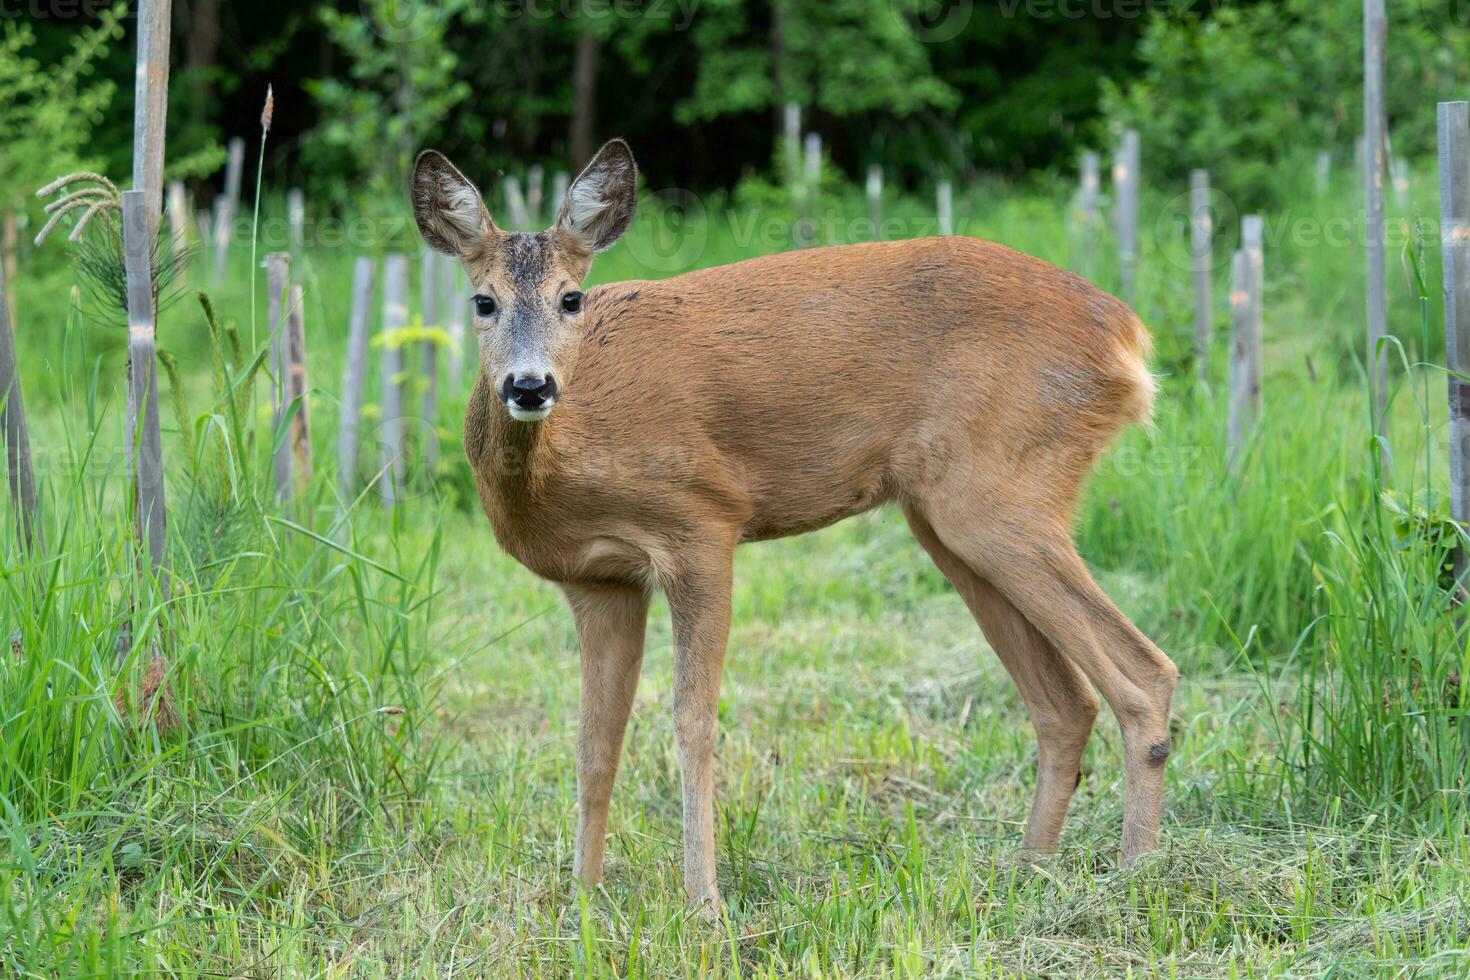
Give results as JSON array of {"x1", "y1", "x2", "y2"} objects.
[{"x1": 0, "y1": 158, "x2": 1467, "y2": 975}]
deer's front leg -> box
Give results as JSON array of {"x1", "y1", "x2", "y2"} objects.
[
  {"x1": 665, "y1": 555, "x2": 735, "y2": 914},
  {"x1": 564, "y1": 582, "x2": 650, "y2": 887}
]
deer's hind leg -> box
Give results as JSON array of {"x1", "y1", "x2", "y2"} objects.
[
  {"x1": 904, "y1": 505, "x2": 1099, "y2": 854},
  {"x1": 907, "y1": 488, "x2": 1177, "y2": 864}
]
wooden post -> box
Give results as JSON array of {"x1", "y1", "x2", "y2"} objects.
[
  {"x1": 783, "y1": 103, "x2": 801, "y2": 191},
  {"x1": 551, "y1": 171, "x2": 570, "y2": 218},
  {"x1": 213, "y1": 137, "x2": 245, "y2": 280},
  {"x1": 380, "y1": 254, "x2": 408, "y2": 506},
  {"x1": 503, "y1": 176, "x2": 531, "y2": 229},
  {"x1": 131, "y1": 0, "x2": 170, "y2": 243},
  {"x1": 1227, "y1": 216, "x2": 1264, "y2": 462},
  {"x1": 166, "y1": 181, "x2": 189, "y2": 257},
  {"x1": 1113, "y1": 130, "x2": 1140, "y2": 303},
  {"x1": 287, "y1": 284, "x2": 311, "y2": 492},
  {"x1": 264, "y1": 252, "x2": 291, "y2": 499},
  {"x1": 1079, "y1": 150, "x2": 1100, "y2": 275},
  {"x1": 0, "y1": 257, "x2": 38, "y2": 552},
  {"x1": 1364, "y1": 0, "x2": 1388, "y2": 423},
  {"x1": 287, "y1": 188, "x2": 306, "y2": 254},
  {"x1": 195, "y1": 209, "x2": 213, "y2": 262},
  {"x1": 798, "y1": 131, "x2": 821, "y2": 247},
  {"x1": 1227, "y1": 249, "x2": 1250, "y2": 460},
  {"x1": 121, "y1": 191, "x2": 168, "y2": 590},
  {"x1": 1391, "y1": 157, "x2": 1410, "y2": 208},
  {"x1": 1190, "y1": 169, "x2": 1213, "y2": 374},
  {"x1": 1438, "y1": 102, "x2": 1470, "y2": 566},
  {"x1": 1315, "y1": 150, "x2": 1332, "y2": 195},
  {"x1": 443, "y1": 250, "x2": 466, "y2": 391},
  {"x1": 420, "y1": 248, "x2": 439, "y2": 472},
  {"x1": 338, "y1": 257, "x2": 375, "y2": 503},
  {"x1": 527, "y1": 165, "x2": 545, "y2": 226},
  {"x1": 866, "y1": 165, "x2": 883, "y2": 240},
  {"x1": 936, "y1": 180, "x2": 954, "y2": 236},
  {"x1": 3, "y1": 214, "x2": 17, "y2": 331},
  {"x1": 803, "y1": 132, "x2": 821, "y2": 192}
]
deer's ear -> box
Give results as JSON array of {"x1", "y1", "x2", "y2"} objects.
[
  {"x1": 554, "y1": 139, "x2": 637, "y2": 253},
  {"x1": 412, "y1": 150, "x2": 496, "y2": 257}
]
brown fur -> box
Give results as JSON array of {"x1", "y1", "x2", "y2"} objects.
[{"x1": 414, "y1": 143, "x2": 1177, "y2": 915}]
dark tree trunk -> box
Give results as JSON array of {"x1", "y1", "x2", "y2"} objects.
[
  {"x1": 570, "y1": 32, "x2": 599, "y2": 172},
  {"x1": 180, "y1": 0, "x2": 220, "y2": 130},
  {"x1": 770, "y1": 0, "x2": 788, "y2": 143}
]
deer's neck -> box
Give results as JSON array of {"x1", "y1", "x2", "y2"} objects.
[{"x1": 465, "y1": 371, "x2": 567, "y2": 508}]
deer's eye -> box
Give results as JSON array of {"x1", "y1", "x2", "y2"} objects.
[
  {"x1": 562, "y1": 291, "x2": 583, "y2": 314},
  {"x1": 473, "y1": 295, "x2": 496, "y2": 317}
]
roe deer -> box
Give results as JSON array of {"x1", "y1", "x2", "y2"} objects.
[{"x1": 411, "y1": 139, "x2": 1177, "y2": 914}]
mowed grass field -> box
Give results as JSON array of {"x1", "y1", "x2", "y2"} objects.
[{"x1": 2, "y1": 165, "x2": 1468, "y2": 975}]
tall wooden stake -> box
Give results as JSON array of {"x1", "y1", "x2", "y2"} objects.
[
  {"x1": 2, "y1": 214, "x2": 16, "y2": 332},
  {"x1": 123, "y1": 0, "x2": 169, "y2": 603},
  {"x1": 527, "y1": 165, "x2": 545, "y2": 226},
  {"x1": 166, "y1": 181, "x2": 189, "y2": 257},
  {"x1": 782, "y1": 103, "x2": 801, "y2": 191},
  {"x1": 1227, "y1": 216, "x2": 1264, "y2": 463},
  {"x1": 866, "y1": 165, "x2": 883, "y2": 240},
  {"x1": 287, "y1": 188, "x2": 306, "y2": 254},
  {"x1": 798, "y1": 131, "x2": 821, "y2": 248},
  {"x1": 1438, "y1": 101, "x2": 1470, "y2": 571},
  {"x1": 1391, "y1": 158, "x2": 1410, "y2": 207},
  {"x1": 265, "y1": 252, "x2": 292, "y2": 499},
  {"x1": 0, "y1": 257, "x2": 38, "y2": 552},
  {"x1": 287, "y1": 284, "x2": 312, "y2": 492},
  {"x1": 1113, "y1": 130, "x2": 1140, "y2": 303},
  {"x1": 195, "y1": 209, "x2": 212, "y2": 264},
  {"x1": 503, "y1": 176, "x2": 531, "y2": 229},
  {"x1": 1190, "y1": 169, "x2": 1214, "y2": 375},
  {"x1": 443, "y1": 253, "x2": 467, "y2": 390},
  {"x1": 121, "y1": 191, "x2": 168, "y2": 592},
  {"x1": 1079, "y1": 150, "x2": 1100, "y2": 276},
  {"x1": 380, "y1": 254, "x2": 408, "y2": 506},
  {"x1": 338, "y1": 257, "x2": 375, "y2": 503},
  {"x1": 213, "y1": 137, "x2": 245, "y2": 280},
  {"x1": 1364, "y1": 0, "x2": 1388, "y2": 423},
  {"x1": 132, "y1": 0, "x2": 170, "y2": 242},
  {"x1": 936, "y1": 180, "x2": 954, "y2": 236},
  {"x1": 420, "y1": 248, "x2": 439, "y2": 471}
]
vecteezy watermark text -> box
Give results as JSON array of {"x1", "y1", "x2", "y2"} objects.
[{"x1": 0, "y1": 0, "x2": 120, "y2": 17}]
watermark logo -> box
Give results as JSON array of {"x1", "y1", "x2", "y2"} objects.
[
  {"x1": 359, "y1": 413, "x2": 444, "y2": 502},
  {"x1": 1421, "y1": 0, "x2": 1470, "y2": 42},
  {"x1": 1151, "y1": 185, "x2": 1237, "y2": 274},
  {"x1": 893, "y1": 0, "x2": 973, "y2": 43},
  {"x1": 362, "y1": 0, "x2": 433, "y2": 43},
  {"x1": 0, "y1": 0, "x2": 123, "y2": 18},
  {"x1": 624, "y1": 188, "x2": 709, "y2": 274}
]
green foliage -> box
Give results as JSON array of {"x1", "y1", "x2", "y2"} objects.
[
  {"x1": 0, "y1": 5, "x2": 125, "y2": 214},
  {"x1": 165, "y1": 292, "x2": 268, "y2": 585},
  {"x1": 1379, "y1": 491, "x2": 1460, "y2": 594},
  {"x1": 677, "y1": 0, "x2": 957, "y2": 124},
  {"x1": 1101, "y1": 0, "x2": 1470, "y2": 208},
  {"x1": 305, "y1": 0, "x2": 473, "y2": 205}
]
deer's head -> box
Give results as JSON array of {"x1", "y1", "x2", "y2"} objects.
[{"x1": 412, "y1": 140, "x2": 637, "y2": 422}]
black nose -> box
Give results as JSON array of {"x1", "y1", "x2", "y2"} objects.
[{"x1": 501, "y1": 373, "x2": 558, "y2": 409}]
